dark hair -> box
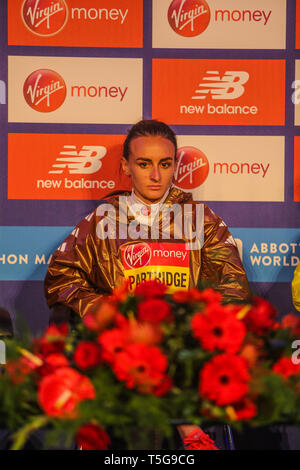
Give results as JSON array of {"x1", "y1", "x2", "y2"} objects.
[{"x1": 123, "y1": 119, "x2": 177, "y2": 161}]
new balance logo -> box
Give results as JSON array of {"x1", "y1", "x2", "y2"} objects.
[
  {"x1": 192, "y1": 71, "x2": 249, "y2": 100},
  {"x1": 49, "y1": 145, "x2": 107, "y2": 174}
]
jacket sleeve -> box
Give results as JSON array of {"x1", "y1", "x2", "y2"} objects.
[
  {"x1": 44, "y1": 211, "x2": 110, "y2": 318},
  {"x1": 200, "y1": 205, "x2": 252, "y2": 303},
  {"x1": 292, "y1": 263, "x2": 300, "y2": 312}
]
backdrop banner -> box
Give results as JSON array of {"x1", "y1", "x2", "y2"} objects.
[{"x1": 0, "y1": 0, "x2": 299, "y2": 334}]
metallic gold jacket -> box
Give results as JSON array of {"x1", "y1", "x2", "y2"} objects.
[{"x1": 44, "y1": 188, "x2": 251, "y2": 318}]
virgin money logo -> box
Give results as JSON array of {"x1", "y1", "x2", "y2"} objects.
[
  {"x1": 49, "y1": 145, "x2": 107, "y2": 174},
  {"x1": 192, "y1": 71, "x2": 249, "y2": 100},
  {"x1": 174, "y1": 146, "x2": 209, "y2": 190},
  {"x1": 22, "y1": 0, "x2": 68, "y2": 36},
  {"x1": 168, "y1": 0, "x2": 210, "y2": 37},
  {"x1": 124, "y1": 243, "x2": 152, "y2": 269},
  {"x1": 23, "y1": 69, "x2": 67, "y2": 112}
]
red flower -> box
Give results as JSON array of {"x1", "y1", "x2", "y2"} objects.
[
  {"x1": 5, "y1": 358, "x2": 33, "y2": 385},
  {"x1": 73, "y1": 342, "x2": 102, "y2": 370},
  {"x1": 272, "y1": 357, "x2": 300, "y2": 379},
  {"x1": 240, "y1": 344, "x2": 260, "y2": 367},
  {"x1": 38, "y1": 353, "x2": 69, "y2": 377},
  {"x1": 38, "y1": 367, "x2": 95, "y2": 418},
  {"x1": 153, "y1": 375, "x2": 173, "y2": 397},
  {"x1": 135, "y1": 280, "x2": 167, "y2": 299},
  {"x1": 281, "y1": 314, "x2": 300, "y2": 336},
  {"x1": 112, "y1": 343, "x2": 168, "y2": 394},
  {"x1": 137, "y1": 298, "x2": 172, "y2": 324},
  {"x1": 110, "y1": 280, "x2": 130, "y2": 304},
  {"x1": 244, "y1": 297, "x2": 277, "y2": 335},
  {"x1": 191, "y1": 304, "x2": 246, "y2": 354},
  {"x1": 232, "y1": 399, "x2": 257, "y2": 421},
  {"x1": 36, "y1": 323, "x2": 69, "y2": 357},
  {"x1": 98, "y1": 327, "x2": 129, "y2": 364},
  {"x1": 75, "y1": 423, "x2": 111, "y2": 450},
  {"x1": 173, "y1": 288, "x2": 222, "y2": 305},
  {"x1": 127, "y1": 319, "x2": 163, "y2": 345},
  {"x1": 199, "y1": 354, "x2": 250, "y2": 406},
  {"x1": 183, "y1": 427, "x2": 219, "y2": 450},
  {"x1": 83, "y1": 301, "x2": 117, "y2": 332}
]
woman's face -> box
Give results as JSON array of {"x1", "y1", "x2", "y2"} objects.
[{"x1": 121, "y1": 135, "x2": 177, "y2": 204}]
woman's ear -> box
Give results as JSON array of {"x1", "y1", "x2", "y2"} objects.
[{"x1": 121, "y1": 156, "x2": 130, "y2": 176}]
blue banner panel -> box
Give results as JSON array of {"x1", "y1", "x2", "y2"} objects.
[
  {"x1": 0, "y1": 226, "x2": 72, "y2": 281},
  {"x1": 231, "y1": 228, "x2": 300, "y2": 283},
  {"x1": 2, "y1": 226, "x2": 300, "y2": 285}
]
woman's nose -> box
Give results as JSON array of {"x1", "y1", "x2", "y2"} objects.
[{"x1": 150, "y1": 166, "x2": 161, "y2": 181}]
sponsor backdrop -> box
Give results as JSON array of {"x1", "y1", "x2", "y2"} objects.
[{"x1": 0, "y1": 0, "x2": 299, "y2": 334}]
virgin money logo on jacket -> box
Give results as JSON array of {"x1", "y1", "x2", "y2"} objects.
[
  {"x1": 23, "y1": 68, "x2": 67, "y2": 112},
  {"x1": 174, "y1": 146, "x2": 209, "y2": 190},
  {"x1": 123, "y1": 243, "x2": 152, "y2": 269},
  {"x1": 167, "y1": 0, "x2": 210, "y2": 37},
  {"x1": 22, "y1": 0, "x2": 68, "y2": 36},
  {"x1": 153, "y1": 59, "x2": 285, "y2": 126}
]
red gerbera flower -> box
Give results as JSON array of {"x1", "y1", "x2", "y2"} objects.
[
  {"x1": 137, "y1": 298, "x2": 173, "y2": 324},
  {"x1": 232, "y1": 398, "x2": 257, "y2": 421},
  {"x1": 173, "y1": 288, "x2": 222, "y2": 305},
  {"x1": 98, "y1": 327, "x2": 129, "y2": 364},
  {"x1": 112, "y1": 343, "x2": 168, "y2": 394},
  {"x1": 152, "y1": 375, "x2": 173, "y2": 397},
  {"x1": 199, "y1": 354, "x2": 250, "y2": 406},
  {"x1": 244, "y1": 297, "x2": 277, "y2": 335},
  {"x1": 191, "y1": 304, "x2": 246, "y2": 354},
  {"x1": 83, "y1": 301, "x2": 117, "y2": 332},
  {"x1": 76, "y1": 423, "x2": 111, "y2": 450},
  {"x1": 281, "y1": 314, "x2": 300, "y2": 336},
  {"x1": 272, "y1": 357, "x2": 300, "y2": 379},
  {"x1": 73, "y1": 342, "x2": 102, "y2": 370},
  {"x1": 135, "y1": 280, "x2": 167, "y2": 299}
]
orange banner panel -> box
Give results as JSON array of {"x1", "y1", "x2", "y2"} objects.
[
  {"x1": 297, "y1": 0, "x2": 300, "y2": 49},
  {"x1": 152, "y1": 59, "x2": 285, "y2": 126},
  {"x1": 8, "y1": 0, "x2": 143, "y2": 48},
  {"x1": 8, "y1": 134, "x2": 132, "y2": 200}
]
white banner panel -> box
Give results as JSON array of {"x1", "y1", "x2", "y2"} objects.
[
  {"x1": 153, "y1": 0, "x2": 286, "y2": 49},
  {"x1": 8, "y1": 56, "x2": 143, "y2": 124},
  {"x1": 174, "y1": 135, "x2": 285, "y2": 202}
]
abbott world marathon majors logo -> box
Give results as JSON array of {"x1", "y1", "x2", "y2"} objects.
[
  {"x1": 180, "y1": 70, "x2": 257, "y2": 117},
  {"x1": 23, "y1": 68, "x2": 66, "y2": 112},
  {"x1": 22, "y1": 0, "x2": 68, "y2": 36},
  {"x1": 174, "y1": 146, "x2": 209, "y2": 190},
  {"x1": 168, "y1": 0, "x2": 210, "y2": 37}
]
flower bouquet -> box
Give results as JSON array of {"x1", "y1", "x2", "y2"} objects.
[{"x1": 1, "y1": 281, "x2": 300, "y2": 450}]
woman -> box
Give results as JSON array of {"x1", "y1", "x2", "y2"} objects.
[
  {"x1": 44, "y1": 120, "x2": 251, "y2": 319},
  {"x1": 292, "y1": 262, "x2": 300, "y2": 311}
]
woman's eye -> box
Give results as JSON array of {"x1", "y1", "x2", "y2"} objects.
[
  {"x1": 161, "y1": 162, "x2": 171, "y2": 168},
  {"x1": 139, "y1": 162, "x2": 148, "y2": 168}
]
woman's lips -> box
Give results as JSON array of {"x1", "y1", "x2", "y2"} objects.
[{"x1": 147, "y1": 186, "x2": 162, "y2": 190}]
